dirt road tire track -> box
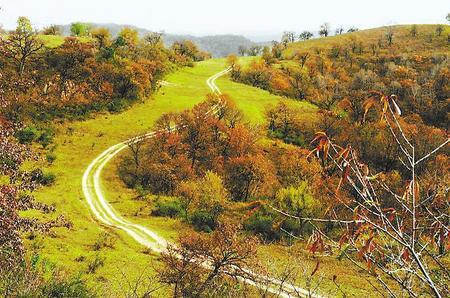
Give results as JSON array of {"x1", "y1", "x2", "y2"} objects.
[{"x1": 82, "y1": 68, "x2": 320, "y2": 297}]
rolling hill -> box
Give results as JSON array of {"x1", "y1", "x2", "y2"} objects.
[
  {"x1": 283, "y1": 24, "x2": 450, "y2": 57},
  {"x1": 57, "y1": 23, "x2": 261, "y2": 57}
]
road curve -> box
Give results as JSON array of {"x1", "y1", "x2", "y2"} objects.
[{"x1": 82, "y1": 68, "x2": 320, "y2": 298}]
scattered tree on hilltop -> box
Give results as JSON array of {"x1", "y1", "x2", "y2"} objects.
[
  {"x1": 435, "y1": 25, "x2": 443, "y2": 36},
  {"x1": 247, "y1": 45, "x2": 263, "y2": 56},
  {"x1": 238, "y1": 45, "x2": 247, "y2": 56},
  {"x1": 0, "y1": 17, "x2": 43, "y2": 75},
  {"x1": 299, "y1": 31, "x2": 313, "y2": 40},
  {"x1": 144, "y1": 31, "x2": 164, "y2": 47},
  {"x1": 41, "y1": 24, "x2": 61, "y2": 35},
  {"x1": 319, "y1": 23, "x2": 330, "y2": 37},
  {"x1": 282, "y1": 31, "x2": 296, "y2": 46},
  {"x1": 70, "y1": 22, "x2": 91, "y2": 37},
  {"x1": 335, "y1": 27, "x2": 344, "y2": 35},
  {"x1": 410, "y1": 24, "x2": 418, "y2": 37},
  {"x1": 386, "y1": 26, "x2": 394, "y2": 46}
]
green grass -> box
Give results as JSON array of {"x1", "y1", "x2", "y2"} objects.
[
  {"x1": 28, "y1": 57, "x2": 370, "y2": 296},
  {"x1": 258, "y1": 244, "x2": 379, "y2": 297},
  {"x1": 28, "y1": 59, "x2": 225, "y2": 293},
  {"x1": 39, "y1": 34, "x2": 93, "y2": 48},
  {"x1": 216, "y1": 58, "x2": 317, "y2": 123},
  {"x1": 28, "y1": 58, "x2": 307, "y2": 293}
]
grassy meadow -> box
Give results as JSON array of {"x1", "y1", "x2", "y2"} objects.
[{"x1": 27, "y1": 57, "x2": 320, "y2": 294}]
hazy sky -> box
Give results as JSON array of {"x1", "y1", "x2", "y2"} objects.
[{"x1": 0, "y1": 0, "x2": 448, "y2": 39}]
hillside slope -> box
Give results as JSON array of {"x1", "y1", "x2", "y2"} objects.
[
  {"x1": 28, "y1": 58, "x2": 315, "y2": 294},
  {"x1": 283, "y1": 24, "x2": 450, "y2": 57}
]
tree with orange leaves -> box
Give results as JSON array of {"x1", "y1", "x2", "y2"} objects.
[
  {"x1": 275, "y1": 92, "x2": 449, "y2": 297},
  {"x1": 158, "y1": 223, "x2": 260, "y2": 297}
]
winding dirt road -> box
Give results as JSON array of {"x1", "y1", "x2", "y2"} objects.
[{"x1": 82, "y1": 68, "x2": 320, "y2": 297}]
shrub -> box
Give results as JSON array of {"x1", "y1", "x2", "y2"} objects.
[
  {"x1": 244, "y1": 211, "x2": 279, "y2": 241},
  {"x1": 152, "y1": 198, "x2": 185, "y2": 218},
  {"x1": 31, "y1": 169, "x2": 56, "y2": 186},
  {"x1": 280, "y1": 218, "x2": 313, "y2": 237},
  {"x1": 37, "y1": 129, "x2": 55, "y2": 148},
  {"x1": 41, "y1": 172, "x2": 56, "y2": 186},
  {"x1": 274, "y1": 183, "x2": 318, "y2": 218},
  {"x1": 15, "y1": 127, "x2": 37, "y2": 144},
  {"x1": 107, "y1": 98, "x2": 127, "y2": 113},
  {"x1": 189, "y1": 206, "x2": 223, "y2": 232},
  {"x1": 92, "y1": 232, "x2": 116, "y2": 251},
  {"x1": 86, "y1": 254, "x2": 105, "y2": 274},
  {"x1": 46, "y1": 153, "x2": 56, "y2": 164},
  {"x1": 0, "y1": 256, "x2": 96, "y2": 298},
  {"x1": 40, "y1": 275, "x2": 95, "y2": 298}
]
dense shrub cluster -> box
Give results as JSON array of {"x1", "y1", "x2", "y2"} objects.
[{"x1": 119, "y1": 96, "x2": 325, "y2": 238}]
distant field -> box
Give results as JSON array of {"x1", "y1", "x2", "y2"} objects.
[{"x1": 39, "y1": 34, "x2": 93, "y2": 47}]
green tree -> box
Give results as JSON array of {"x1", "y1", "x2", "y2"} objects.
[
  {"x1": 176, "y1": 171, "x2": 228, "y2": 216},
  {"x1": 91, "y1": 27, "x2": 111, "y2": 48},
  {"x1": 70, "y1": 22, "x2": 90, "y2": 36},
  {"x1": 299, "y1": 31, "x2": 313, "y2": 40},
  {"x1": 274, "y1": 182, "x2": 318, "y2": 218},
  {"x1": 117, "y1": 27, "x2": 139, "y2": 47},
  {"x1": 0, "y1": 17, "x2": 43, "y2": 75}
]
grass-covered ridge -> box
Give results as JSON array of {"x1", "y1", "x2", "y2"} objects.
[{"x1": 284, "y1": 24, "x2": 450, "y2": 57}]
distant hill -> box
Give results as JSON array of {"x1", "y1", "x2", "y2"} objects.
[{"x1": 58, "y1": 23, "x2": 262, "y2": 57}]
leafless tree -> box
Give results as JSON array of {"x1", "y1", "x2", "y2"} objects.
[
  {"x1": 238, "y1": 45, "x2": 247, "y2": 56},
  {"x1": 282, "y1": 31, "x2": 297, "y2": 46},
  {"x1": 319, "y1": 23, "x2": 330, "y2": 37},
  {"x1": 386, "y1": 27, "x2": 394, "y2": 46},
  {"x1": 272, "y1": 92, "x2": 449, "y2": 297}
]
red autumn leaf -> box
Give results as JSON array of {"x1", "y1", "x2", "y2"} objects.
[
  {"x1": 401, "y1": 249, "x2": 411, "y2": 263},
  {"x1": 337, "y1": 163, "x2": 350, "y2": 192},
  {"x1": 311, "y1": 260, "x2": 320, "y2": 276}
]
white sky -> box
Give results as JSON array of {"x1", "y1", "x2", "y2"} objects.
[{"x1": 0, "y1": 0, "x2": 448, "y2": 39}]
